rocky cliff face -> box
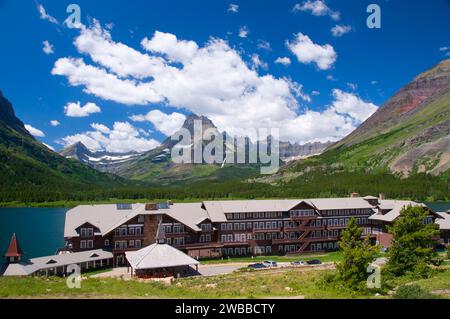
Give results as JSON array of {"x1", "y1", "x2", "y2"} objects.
[{"x1": 296, "y1": 59, "x2": 450, "y2": 177}]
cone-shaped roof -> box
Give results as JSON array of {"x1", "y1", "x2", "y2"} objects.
[{"x1": 4, "y1": 233, "x2": 24, "y2": 257}]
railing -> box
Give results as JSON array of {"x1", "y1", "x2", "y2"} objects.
[{"x1": 253, "y1": 227, "x2": 282, "y2": 233}]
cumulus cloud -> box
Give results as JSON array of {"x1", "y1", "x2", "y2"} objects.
[
  {"x1": 287, "y1": 33, "x2": 337, "y2": 70},
  {"x1": 75, "y1": 20, "x2": 167, "y2": 79},
  {"x1": 53, "y1": 21, "x2": 377, "y2": 144},
  {"x1": 274, "y1": 57, "x2": 291, "y2": 66},
  {"x1": 330, "y1": 89, "x2": 378, "y2": 122},
  {"x1": 64, "y1": 101, "x2": 101, "y2": 117},
  {"x1": 52, "y1": 58, "x2": 162, "y2": 105},
  {"x1": 50, "y1": 120, "x2": 60, "y2": 126},
  {"x1": 293, "y1": 1, "x2": 340, "y2": 21},
  {"x1": 42, "y1": 40, "x2": 54, "y2": 54},
  {"x1": 228, "y1": 4, "x2": 239, "y2": 13},
  {"x1": 331, "y1": 25, "x2": 352, "y2": 37},
  {"x1": 25, "y1": 124, "x2": 45, "y2": 137},
  {"x1": 238, "y1": 26, "x2": 249, "y2": 38},
  {"x1": 141, "y1": 31, "x2": 199, "y2": 64},
  {"x1": 251, "y1": 54, "x2": 268, "y2": 70},
  {"x1": 61, "y1": 121, "x2": 160, "y2": 153},
  {"x1": 90, "y1": 123, "x2": 110, "y2": 134},
  {"x1": 130, "y1": 110, "x2": 186, "y2": 136}
]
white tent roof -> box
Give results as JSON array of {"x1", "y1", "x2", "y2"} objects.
[{"x1": 125, "y1": 244, "x2": 199, "y2": 270}]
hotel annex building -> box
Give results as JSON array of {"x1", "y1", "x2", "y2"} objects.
[{"x1": 63, "y1": 195, "x2": 450, "y2": 266}]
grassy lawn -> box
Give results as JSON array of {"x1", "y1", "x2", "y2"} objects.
[
  {"x1": 200, "y1": 251, "x2": 343, "y2": 265},
  {"x1": 1, "y1": 266, "x2": 448, "y2": 299}
]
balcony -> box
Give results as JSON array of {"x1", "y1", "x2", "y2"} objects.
[
  {"x1": 272, "y1": 238, "x2": 301, "y2": 245},
  {"x1": 253, "y1": 227, "x2": 282, "y2": 233},
  {"x1": 221, "y1": 241, "x2": 250, "y2": 247},
  {"x1": 284, "y1": 225, "x2": 325, "y2": 231}
]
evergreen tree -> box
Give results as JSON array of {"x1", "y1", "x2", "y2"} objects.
[
  {"x1": 385, "y1": 205, "x2": 440, "y2": 276},
  {"x1": 336, "y1": 218, "x2": 377, "y2": 288}
]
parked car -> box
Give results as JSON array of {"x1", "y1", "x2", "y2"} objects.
[
  {"x1": 306, "y1": 259, "x2": 322, "y2": 265},
  {"x1": 291, "y1": 260, "x2": 307, "y2": 266},
  {"x1": 262, "y1": 260, "x2": 278, "y2": 267},
  {"x1": 248, "y1": 263, "x2": 267, "y2": 269}
]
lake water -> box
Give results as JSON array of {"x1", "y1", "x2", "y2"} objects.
[
  {"x1": 0, "y1": 202, "x2": 449, "y2": 259},
  {"x1": 0, "y1": 208, "x2": 67, "y2": 258}
]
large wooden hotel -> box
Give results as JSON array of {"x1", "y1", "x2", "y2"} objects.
[{"x1": 62, "y1": 194, "x2": 450, "y2": 266}]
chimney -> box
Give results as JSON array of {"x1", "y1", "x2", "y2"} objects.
[
  {"x1": 145, "y1": 203, "x2": 158, "y2": 211},
  {"x1": 379, "y1": 193, "x2": 385, "y2": 200},
  {"x1": 350, "y1": 192, "x2": 360, "y2": 198}
]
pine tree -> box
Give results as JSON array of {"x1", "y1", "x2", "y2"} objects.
[
  {"x1": 385, "y1": 205, "x2": 440, "y2": 276},
  {"x1": 336, "y1": 218, "x2": 377, "y2": 288}
]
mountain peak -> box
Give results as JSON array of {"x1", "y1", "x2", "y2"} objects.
[{"x1": 0, "y1": 91, "x2": 31, "y2": 137}]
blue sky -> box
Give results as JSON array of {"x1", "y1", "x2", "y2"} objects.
[{"x1": 0, "y1": 0, "x2": 449, "y2": 152}]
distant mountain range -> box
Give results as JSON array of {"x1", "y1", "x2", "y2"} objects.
[
  {"x1": 59, "y1": 114, "x2": 331, "y2": 185},
  {"x1": 0, "y1": 91, "x2": 122, "y2": 192},
  {"x1": 264, "y1": 59, "x2": 450, "y2": 183}
]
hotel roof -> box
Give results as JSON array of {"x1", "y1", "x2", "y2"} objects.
[
  {"x1": 436, "y1": 211, "x2": 450, "y2": 230},
  {"x1": 1, "y1": 249, "x2": 113, "y2": 276},
  {"x1": 369, "y1": 200, "x2": 428, "y2": 222},
  {"x1": 125, "y1": 244, "x2": 199, "y2": 270}
]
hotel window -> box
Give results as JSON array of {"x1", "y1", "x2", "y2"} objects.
[
  {"x1": 87, "y1": 240, "x2": 93, "y2": 249},
  {"x1": 104, "y1": 239, "x2": 110, "y2": 247},
  {"x1": 228, "y1": 234, "x2": 233, "y2": 242},
  {"x1": 166, "y1": 238, "x2": 172, "y2": 245},
  {"x1": 80, "y1": 240, "x2": 87, "y2": 249},
  {"x1": 129, "y1": 227, "x2": 135, "y2": 235},
  {"x1": 173, "y1": 225, "x2": 181, "y2": 233},
  {"x1": 253, "y1": 213, "x2": 258, "y2": 219},
  {"x1": 135, "y1": 240, "x2": 141, "y2": 248},
  {"x1": 138, "y1": 215, "x2": 145, "y2": 223},
  {"x1": 246, "y1": 222, "x2": 252, "y2": 230},
  {"x1": 220, "y1": 235, "x2": 227, "y2": 242},
  {"x1": 129, "y1": 240, "x2": 135, "y2": 248},
  {"x1": 240, "y1": 223, "x2": 246, "y2": 230},
  {"x1": 220, "y1": 224, "x2": 227, "y2": 231},
  {"x1": 205, "y1": 234, "x2": 211, "y2": 242},
  {"x1": 247, "y1": 233, "x2": 252, "y2": 240}
]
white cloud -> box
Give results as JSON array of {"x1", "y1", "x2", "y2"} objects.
[
  {"x1": 130, "y1": 110, "x2": 186, "y2": 136},
  {"x1": 228, "y1": 4, "x2": 239, "y2": 13},
  {"x1": 50, "y1": 120, "x2": 60, "y2": 126},
  {"x1": 274, "y1": 57, "x2": 291, "y2": 66},
  {"x1": 327, "y1": 75, "x2": 337, "y2": 81},
  {"x1": 439, "y1": 46, "x2": 449, "y2": 51},
  {"x1": 287, "y1": 33, "x2": 337, "y2": 70},
  {"x1": 257, "y1": 40, "x2": 271, "y2": 51},
  {"x1": 371, "y1": 80, "x2": 378, "y2": 85},
  {"x1": 330, "y1": 89, "x2": 378, "y2": 122},
  {"x1": 53, "y1": 22, "x2": 377, "y2": 144},
  {"x1": 42, "y1": 40, "x2": 54, "y2": 54},
  {"x1": 293, "y1": 1, "x2": 340, "y2": 21},
  {"x1": 64, "y1": 101, "x2": 101, "y2": 117},
  {"x1": 331, "y1": 25, "x2": 352, "y2": 37},
  {"x1": 346, "y1": 82, "x2": 358, "y2": 91},
  {"x1": 141, "y1": 31, "x2": 199, "y2": 64},
  {"x1": 25, "y1": 124, "x2": 46, "y2": 137},
  {"x1": 311, "y1": 90, "x2": 320, "y2": 96},
  {"x1": 90, "y1": 123, "x2": 111, "y2": 134},
  {"x1": 251, "y1": 54, "x2": 268, "y2": 70},
  {"x1": 75, "y1": 20, "x2": 167, "y2": 79},
  {"x1": 61, "y1": 122, "x2": 160, "y2": 153},
  {"x1": 37, "y1": 4, "x2": 58, "y2": 24},
  {"x1": 238, "y1": 26, "x2": 249, "y2": 38},
  {"x1": 52, "y1": 58, "x2": 162, "y2": 105}
]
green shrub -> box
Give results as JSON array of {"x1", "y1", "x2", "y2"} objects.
[{"x1": 393, "y1": 284, "x2": 438, "y2": 299}]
